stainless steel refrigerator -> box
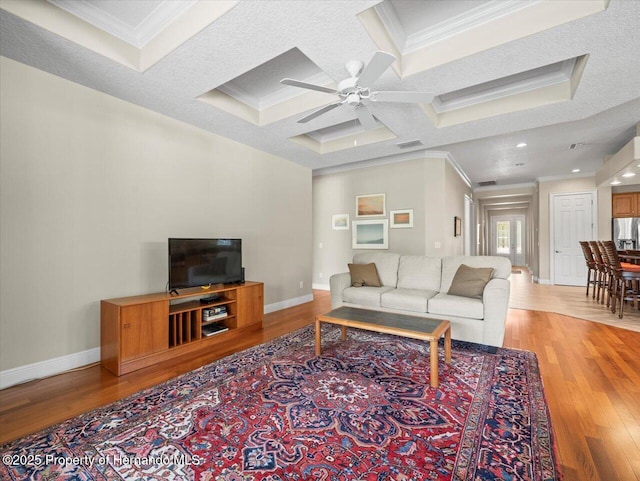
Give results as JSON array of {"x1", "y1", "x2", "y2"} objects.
[{"x1": 612, "y1": 217, "x2": 640, "y2": 250}]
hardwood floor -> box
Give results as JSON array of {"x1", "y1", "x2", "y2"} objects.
[{"x1": 2, "y1": 285, "x2": 640, "y2": 480}]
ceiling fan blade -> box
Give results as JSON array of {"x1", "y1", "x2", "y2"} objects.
[
  {"x1": 354, "y1": 105, "x2": 378, "y2": 131},
  {"x1": 357, "y1": 51, "x2": 396, "y2": 88},
  {"x1": 370, "y1": 91, "x2": 435, "y2": 104},
  {"x1": 281, "y1": 78, "x2": 337, "y2": 95},
  {"x1": 297, "y1": 102, "x2": 342, "y2": 123}
]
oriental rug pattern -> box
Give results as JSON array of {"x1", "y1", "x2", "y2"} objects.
[{"x1": 0, "y1": 325, "x2": 561, "y2": 480}]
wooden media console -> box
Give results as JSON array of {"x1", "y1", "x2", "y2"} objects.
[{"x1": 100, "y1": 281, "x2": 263, "y2": 375}]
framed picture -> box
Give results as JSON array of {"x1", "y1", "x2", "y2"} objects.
[
  {"x1": 332, "y1": 213, "x2": 349, "y2": 230},
  {"x1": 352, "y1": 220, "x2": 389, "y2": 249},
  {"x1": 390, "y1": 209, "x2": 413, "y2": 228},
  {"x1": 356, "y1": 193, "x2": 386, "y2": 217},
  {"x1": 454, "y1": 216, "x2": 462, "y2": 237}
]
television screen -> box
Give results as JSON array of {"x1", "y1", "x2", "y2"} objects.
[{"x1": 169, "y1": 238, "x2": 242, "y2": 289}]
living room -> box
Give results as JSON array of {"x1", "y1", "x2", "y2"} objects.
[{"x1": 1, "y1": 1, "x2": 639, "y2": 480}]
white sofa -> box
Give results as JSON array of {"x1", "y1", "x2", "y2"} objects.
[{"x1": 330, "y1": 252, "x2": 511, "y2": 347}]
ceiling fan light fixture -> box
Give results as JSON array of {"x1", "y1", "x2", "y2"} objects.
[{"x1": 280, "y1": 51, "x2": 433, "y2": 127}]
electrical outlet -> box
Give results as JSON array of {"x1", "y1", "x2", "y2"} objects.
[
  {"x1": 319, "y1": 272, "x2": 323, "y2": 279},
  {"x1": 299, "y1": 281, "x2": 304, "y2": 289},
  {"x1": 435, "y1": 241, "x2": 441, "y2": 249},
  {"x1": 319, "y1": 242, "x2": 323, "y2": 249}
]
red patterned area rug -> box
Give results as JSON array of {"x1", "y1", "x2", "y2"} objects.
[{"x1": 0, "y1": 325, "x2": 561, "y2": 480}]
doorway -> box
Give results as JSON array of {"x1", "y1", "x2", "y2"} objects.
[
  {"x1": 490, "y1": 215, "x2": 526, "y2": 266},
  {"x1": 551, "y1": 192, "x2": 595, "y2": 286}
]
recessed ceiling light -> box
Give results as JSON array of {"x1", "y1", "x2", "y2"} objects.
[
  {"x1": 572, "y1": 169, "x2": 581, "y2": 173},
  {"x1": 622, "y1": 172, "x2": 636, "y2": 177},
  {"x1": 516, "y1": 142, "x2": 527, "y2": 148},
  {"x1": 611, "y1": 180, "x2": 622, "y2": 185}
]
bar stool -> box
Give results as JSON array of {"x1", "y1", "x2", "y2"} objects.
[
  {"x1": 602, "y1": 240, "x2": 640, "y2": 318},
  {"x1": 589, "y1": 241, "x2": 609, "y2": 304},
  {"x1": 579, "y1": 241, "x2": 598, "y2": 297}
]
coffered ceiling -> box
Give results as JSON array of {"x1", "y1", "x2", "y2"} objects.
[{"x1": 1, "y1": 0, "x2": 639, "y2": 188}]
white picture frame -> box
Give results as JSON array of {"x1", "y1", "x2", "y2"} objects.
[
  {"x1": 332, "y1": 213, "x2": 350, "y2": 230},
  {"x1": 352, "y1": 219, "x2": 389, "y2": 249},
  {"x1": 390, "y1": 209, "x2": 414, "y2": 228},
  {"x1": 356, "y1": 193, "x2": 386, "y2": 217}
]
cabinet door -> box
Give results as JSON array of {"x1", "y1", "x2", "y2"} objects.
[
  {"x1": 121, "y1": 302, "x2": 169, "y2": 361},
  {"x1": 237, "y1": 284, "x2": 264, "y2": 328},
  {"x1": 612, "y1": 193, "x2": 637, "y2": 218}
]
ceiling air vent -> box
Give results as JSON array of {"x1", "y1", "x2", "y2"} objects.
[
  {"x1": 478, "y1": 180, "x2": 497, "y2": 187},
  {"x1": 397, "y1": 139, "x2": 423, "y2": 149},
  {"x1": 569, "y1": 143, "x2": 584, "y2": 149}
]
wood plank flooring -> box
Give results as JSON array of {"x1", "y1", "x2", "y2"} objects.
[{"x1": 1, "y1": 283, "x2": 640, "y2": 480}]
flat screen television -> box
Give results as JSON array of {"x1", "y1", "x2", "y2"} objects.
[{"x1": 168, "y1": 238, "x2": 242, "y2": 290}]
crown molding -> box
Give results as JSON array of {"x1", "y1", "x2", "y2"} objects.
[
  {"x1": 537, "y1": 172, "x2": 595, "y2": 182},
  {"x1": 473, "y1": 182, "x2": 538, "y2": 193},
  {"x1": 373, "y1": 1, "x2": 407, "y2": 52},
  {"x1": 402, "y1": 0, "x2": 536, "y2": 54},
  {"x1": 217, "y1": 72, "x2": 334, "y2": 111},
  {"x1": 49, "y1": 0, "x2": 198, "y2": 48}
]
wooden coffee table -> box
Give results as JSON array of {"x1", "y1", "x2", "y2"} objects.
[{"x1": 315, "y1": 306, "x2": 451, "y2": 388}]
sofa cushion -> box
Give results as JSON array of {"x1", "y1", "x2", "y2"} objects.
[
  {"x1": 448, "y1": 264, "x2": 494, "y2": 299},
  {"x1": 343, "y1": 286, "x2": 393, "y2": 306},
  {"x1": 348, "y1": 263, "x2": 382, "y2": 287},
  {"x1": 397, "y1": 256, "x2": 442, "y2": 291},
  {"x1": 381, "y1": 288, "x2": 437, "y2": 313},
  {"x1": 353, "y1": 252, "x2": 400, "y2": 287},
  {"x1": 440, "y1": 256, "x2": 511, "y2": 292},
  {"x1": 428, "y1": 292, "x2": 484, "y2": 320}
]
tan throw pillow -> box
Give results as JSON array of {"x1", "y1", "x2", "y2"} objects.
[
  {"x1": 348, "y1": 263, "x2": 382, "y2": 287},
  {"x1": 448, "y1": 264, "x2": 494, "y2": 298}
]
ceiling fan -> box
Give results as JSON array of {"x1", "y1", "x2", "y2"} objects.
[{"x1": 280, "y1": 51, "x2": 434, "y2": 130}]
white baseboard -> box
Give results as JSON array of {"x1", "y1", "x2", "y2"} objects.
[
  {"x1": 264, "y1": 294, "x2": 314, "y2": 314},
  {"x1": 1, "y1": 294, "x2": 316, "y2": 389},
  {"x1": 537, "y1": 278, "x2": 551, "y2": 285},
  {"x1": 0, "y1": 347, "x2": 100, "y2": 390},
  {"x1": 312, "y1": 283, "x2": 330, "y2": 291}
]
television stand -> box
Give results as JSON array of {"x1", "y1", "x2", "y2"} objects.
[{"x1": 100, "y1": 281, "x2": 263, "y2": 376}]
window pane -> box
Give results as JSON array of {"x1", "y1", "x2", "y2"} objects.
[{"x1": 496, "y1": 221, "x2": 510, "y2": 254}]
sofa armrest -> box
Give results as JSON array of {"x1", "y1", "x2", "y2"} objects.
[
  {"x1": 330, "y1": 272, "x2": 352, "y2": 308},
  {"x1": 482, "y1": 278, "x2": 510, "y2": 347}
]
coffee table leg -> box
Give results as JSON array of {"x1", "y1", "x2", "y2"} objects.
[
  {"x1": 444, "y1": 327, "x2": 451, "y2": 364},
  {"x1": 315, "y1": 319, "x2": 322, "y2": 356},
  {"x1": 341, "y1": 325, "x2": 347, "y2": 341},
  {"x1": 430, "y1": 339, "x2": 438, "y2": 388}
]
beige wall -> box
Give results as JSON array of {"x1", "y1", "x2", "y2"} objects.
[
  {"x1": 312, "y1": 156, "x2": 471, "y2": 287},
  {"x1": 0, "y1": 57, "x2": 312, "y2": 371}
]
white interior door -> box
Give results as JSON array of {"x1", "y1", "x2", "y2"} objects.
[
  {"x1": 552, "y1": 192, "x2": 594, "y2": 286},
  {"x1": 490, "y1": 215, "x2": 526, "y2": 266}
]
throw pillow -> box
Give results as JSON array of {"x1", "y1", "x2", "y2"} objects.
[
  {"x1": 448, "y1": 264, "x2": 494, "y2": 298},
  {"x1": 348, "y1": 263, "x2": 382, "y2": 287}
]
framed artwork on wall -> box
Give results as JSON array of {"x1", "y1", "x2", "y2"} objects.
[
  {"x1": 352, "y1": 220, "x2": 389, "y2": 249},
  {"x1": 390, "y1": 209, "x2": 413, "y2": 228},
  {"x1": 454, "y1": 216, "x2": 462, "y2": 237},
  {"x1": 332, "y1": 213, "x2": 349, "y2": 230},
  {"x1": 356, "y1": 193, "x2": 386, "y2": 217}
]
